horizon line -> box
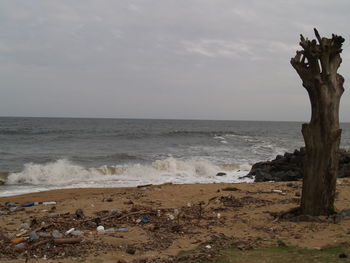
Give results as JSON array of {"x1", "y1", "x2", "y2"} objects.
[{"x1": 0, "y1": 115, "x2": 325, "y2": 123}]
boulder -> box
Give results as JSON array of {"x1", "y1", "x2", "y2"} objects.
[{"x1": 246, "y1": 147, "x2": 350, "y2": 182}]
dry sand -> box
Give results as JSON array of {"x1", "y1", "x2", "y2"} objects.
[{"x1": 1, "y1": 180, "x2": 350, "y2": 262}]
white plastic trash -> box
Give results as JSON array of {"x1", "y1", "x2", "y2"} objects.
[
  {"x1": 65, "y1": 228, "x2": 75, "y2": 235},
  {"x1": 42, "y1": 201, "x2": 56, "y2": 205},
  {"x1": 96, "y1": 225, "x2": 105, "y2": 234}
]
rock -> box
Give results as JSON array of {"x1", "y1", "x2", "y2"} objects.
[
  {"x1": 245, "y1": 147, "x2": 350, "y2": 182},
  {"x1": 52, "y1": 230, "x2": 63, "y2": 238},
  {"x1": 216, "y1": 172, "x2": 227, "y2": 176},
  {"x1": 339, "y1": 208, "x2": 350, "y2": 217},
  {"x1": 339, "y1": 253, "x2": 348, "y2": 258},
  {"x1": 126, "y1": 247, "x2": 136, "y2": 255},
  {"x1": 75, "y1": 209, "x2": 85, "y2": 219}
]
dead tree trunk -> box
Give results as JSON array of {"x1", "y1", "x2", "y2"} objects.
[{"x1": 291, "y1": 29, "x2": 345, "y2": 216}]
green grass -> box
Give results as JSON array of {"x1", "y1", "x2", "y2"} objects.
[{"x1": 208, "y1": 244, "x2": 350, "y2": 263}]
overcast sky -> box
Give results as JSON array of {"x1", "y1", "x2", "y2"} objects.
[{"x1": 0, "y1": 0, "x2": 349, "y2": 121}]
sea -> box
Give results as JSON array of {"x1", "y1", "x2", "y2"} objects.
[{"x1": 1, "y1": 117, "x2": 350, "y2": 197}]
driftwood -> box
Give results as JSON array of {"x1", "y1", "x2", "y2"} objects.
[
  {"x1": 82, "y1": 210, "x2": 149, "y2": 223},
  {"x1": 291, "y1": 29, "x2": 345, "y2": 215}
]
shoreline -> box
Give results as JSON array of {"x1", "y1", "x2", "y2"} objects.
[{"x1": 1, "y1": 181, "x2": 350, "y2": 262}]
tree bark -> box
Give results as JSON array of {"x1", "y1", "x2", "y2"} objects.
[{"x1": 291, "y1": 29, "x2": 345, "y2": 215}]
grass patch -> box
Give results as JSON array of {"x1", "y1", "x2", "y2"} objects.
[{"x1": 206, "y1": 244, "x2": 350, "y2": 263}]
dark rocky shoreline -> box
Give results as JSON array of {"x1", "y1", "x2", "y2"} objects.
[{"x1": 245, "y1": 148, "x2": 350, "y2": 182}]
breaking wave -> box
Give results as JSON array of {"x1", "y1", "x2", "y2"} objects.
[{"x1": 6, "y1": 158, "x2": 252, "y2": 187}]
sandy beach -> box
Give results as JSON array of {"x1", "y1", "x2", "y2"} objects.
[{"x1": 1, "y1": 180, "x2": 350, "y2": 262}]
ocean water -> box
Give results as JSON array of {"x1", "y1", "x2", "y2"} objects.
[{"x1": 1, "y1": 117, "x2": 350, "y2": 197}]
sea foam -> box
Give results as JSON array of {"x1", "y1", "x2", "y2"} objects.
[{"x1": 5, "y1": 158, "x2": 252, "y2": 192}]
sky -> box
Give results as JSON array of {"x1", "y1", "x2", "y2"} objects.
[{"x1": 0, "y1": 0, "x2": 350, "y2": 121}]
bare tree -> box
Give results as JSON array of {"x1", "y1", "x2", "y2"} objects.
[{"x1": 291, "y1": 29, "x2": 345, "y2": 215}]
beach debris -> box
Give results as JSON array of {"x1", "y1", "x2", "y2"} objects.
[
  {"x1": 136, "y1": 217, "x2": 150, "y2": 223},
  {"x1": 96, "y1": 225, "x2": 105, "y2": 235},
  {"x1": 70, "y1": 230, "x2": 84, "y2": 237},
  {"x1": 216, "y1": 172, "x2": 227, "y2": 176},
  {"x1": 11, "y1": 237, "x2": 26, "y2": 244},
  {"x1": 9, "y1": 206, "x2": 24, "y2": 212},
  {"x1": 16, "y1": 229, "x2": 28, "y2": 237},
  {"x1": 52, "y1": 230, "x2": 63, "y2": 238},
  {"x1": 116, "y1": 227, "x2": 128, "y2": 232},
  {"x1": 22, "y1": 202, "x2": 39, "y2": 207},
  {"x1": 75, "y1": 209, "x2": 85, "y2": 219},
  {"x1": 48, "y1": 212, "x2": 60, "y2": 217},
  {"x1": 0, "y1": 211, "x2": 5, "y2": 215},
  {"x1": 53, "y1": 238, "x2": 82, "y2": 245},
  {"x1": 38, "y1": 232, "x2": 51, "y2": 238},
  {"x1": 65, "y1": 228, "x2": 75, "y2": 236},
  {"x1": 222, "y1": 187, "x2": 239, "y2": 191},
  {"x1": 20, "y1": 222, "x2": 30, "y2": 230},
  {"x1": 5, "y1": 202, "x2": 19, "y2": 207},
  {"x1": 126, "y1": 246, "x2": 136, "y2": 255},
  {"x1": 14, "y1": 242, "x2": 27, "y2": 250},
  {"x1": 141, "y1": 217, "x2": 150, "y2": 223},
  {"x1": 29, "y1": 231, "x2": 40, "y2": 242},
  {"x1": 167, "y1": 214, "x2": 175, "y2": 220},
  {"x1": 105, "y1": 227, "x2": 128, "y2": 233},
  {"x1": 271, "y1": 190, "x2": 283, "y2": 193},
  {"x1": 42, "y1": 201, "x2": 56, "y2": 205}
]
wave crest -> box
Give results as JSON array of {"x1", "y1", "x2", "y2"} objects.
[{"x1": 6, "y1": 158, "x2": 252, "y2": 187}]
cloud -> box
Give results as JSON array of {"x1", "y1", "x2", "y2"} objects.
[
  {"x1": 183, "y1": 38, "x2": 299, "y2": 60},
  {"x1": 268, "y1": 41, "x2": 299, "y2": 53},
  {"x1": 183, "y1": 39, "x2": 253, "y2": 58}
]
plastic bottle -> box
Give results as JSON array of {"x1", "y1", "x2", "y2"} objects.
[
  {"x1": 42, "y1": 201, "x2": 56, "y2": 205},
  {"x1": 104, "y1": 228, "x2": 116, "y2": 233},
  {"x1": 5, "y1": 202, "x2": 19, "y2": 207},
  {"x1": 11, "y1": 237, "x2": 26, "y2": 244},
  {"x1": 22, "y1": 202, "x2": 39, "y2": 207},
  {"x1": 116, "y1": 227, "x2": 128, "y2": 232},
  {"x1": 104, "y1": 227, "x2": 128, "y2": 233}
]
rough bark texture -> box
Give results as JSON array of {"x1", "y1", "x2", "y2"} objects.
[{"x1": 291, "y1": 29, "x2": 345, "y2": 216}]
